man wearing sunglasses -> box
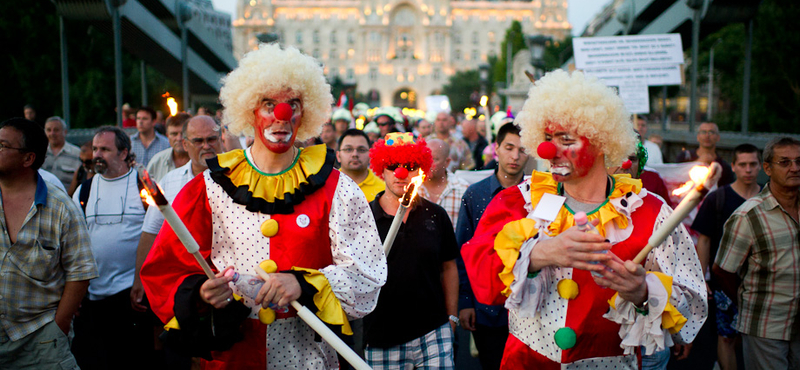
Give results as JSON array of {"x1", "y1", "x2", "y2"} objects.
[
  {"x1": 713, "y1": 137, "x2": 800, "y2": 369},
  {"x1": 140, "y1": 44, "x2": 386, "y2": 369},
  {"x1": 364, "y1": 133, "x2": 459, "y2": 369}
]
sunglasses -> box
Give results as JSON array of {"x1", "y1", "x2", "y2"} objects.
[{"x1": 386, "y1": 163, "x2": 420, "y2": 172}]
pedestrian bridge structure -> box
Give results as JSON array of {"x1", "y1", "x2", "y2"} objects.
[{"x1": 53, "y1": 0, "x2": 236, "y2": 122}]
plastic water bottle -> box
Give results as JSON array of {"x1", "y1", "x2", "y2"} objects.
[
  {"x1": 226, "y1": 270, "x2": 289, "y2": 312},
  {"x1": 574, "y1": 212, "x2": 606, "y2": 278},
  {"x1": 228, "y1": 271, "x2": 264, "y2": 300}
]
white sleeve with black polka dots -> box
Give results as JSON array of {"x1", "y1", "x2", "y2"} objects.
[
  {"x1": 321, "y1": 174, "x2": 387, "y2": 319},
  {"x1": 644, "y1": 202, "x2": 709, "y2": 344}
]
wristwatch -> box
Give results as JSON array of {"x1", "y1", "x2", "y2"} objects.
[
  {"x1": 449, "y1": 315, "x2": 460, "y2": 326},
  {"x1": 632, "y1": 300, "x2": 649, "y2": 316}
]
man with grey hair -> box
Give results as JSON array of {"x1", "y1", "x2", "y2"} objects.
[
  {"x1": 713, "y1": 136, "x2": 800, "y2": 370},
  {"x1": 41, "y1": 116, "x2": 81, "y2": 190}
]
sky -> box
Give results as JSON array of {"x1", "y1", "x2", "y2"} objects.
[{"x1": 210, "y1": 0, "x2": 608, "y2": 37}]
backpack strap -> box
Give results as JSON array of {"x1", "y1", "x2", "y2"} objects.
[
  {"x1": 715, "y1": 185, "x2": 726, "y2": 231},
  {"x1": 79, "y1": 176, "x2": 94, "y2": 215},
  {"x1": 136, "y1": 176, "x2": 149, "y2": 212}
]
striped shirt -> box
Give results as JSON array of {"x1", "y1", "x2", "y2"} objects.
[
  {"x1": 715, "y1": 184, "x2": 800, "y2": 340},
  {"x1": 420, "y1": 173, "x2": 470, "y2": 231},
  {"x1": 0, "y1": 174, "x2": 97, "y2": 342}
]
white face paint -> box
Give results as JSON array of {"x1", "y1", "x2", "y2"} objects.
[
  {"x1": 262, "y1": 127, "x2": 293, "y2": 143},
  {"x1": 550, "y1": 166, "x2": 571, "y2": 176}
]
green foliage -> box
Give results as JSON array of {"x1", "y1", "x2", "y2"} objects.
[
  {"x1": 696, "y1": 0, "x2": 800, "y2": 133},
  {"x1": 494, "y1": 21, "x2": 527, "y2": 86},
  {"x1": 544, "y1": 36, "x2": 572, "y2": 71},
  {"x1": 442, "y1": 69, "x2": 481, "y2": 114}
]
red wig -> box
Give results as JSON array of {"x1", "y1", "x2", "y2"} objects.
[{"x1": 369, "y1": 133, "x2": 433, "y2": 179}]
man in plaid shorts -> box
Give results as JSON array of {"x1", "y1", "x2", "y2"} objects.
[{"x1": 365, "y1": 133, "x2": 459, "y2": 369}]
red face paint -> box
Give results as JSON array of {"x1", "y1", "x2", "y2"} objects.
[
  {"x1": 253, "y1": 91, "x2": 302, "y2": 154},
  {"x1": 545, "y1": 126, "x2": 599, "y2": 182}
]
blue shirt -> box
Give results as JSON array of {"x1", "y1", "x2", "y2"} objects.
[{"x1": 455, "y1": 171, "x2": 517, "y2": 327}]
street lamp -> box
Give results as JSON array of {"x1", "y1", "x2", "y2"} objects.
[
  {"x1": 478, "y1": 63, "x2": 492, "y2": 141},
  {"x1": 526, "y1": 35, "x2": 551, "y2": 80}
]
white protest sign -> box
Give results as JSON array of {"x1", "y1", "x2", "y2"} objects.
[
  {"x1": 582, "y1": 64, "x2": 682, "y2": 86},
  {"x1": 574, "y1": 34, "x2": 684, "y2": 70},
  {"x1": 618, "y1": 79, "x2": 650, "y2": 114}
]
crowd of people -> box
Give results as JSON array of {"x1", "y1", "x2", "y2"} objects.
[{"x1": 1, "y1": 43, "x2": 798, "y2": 370}]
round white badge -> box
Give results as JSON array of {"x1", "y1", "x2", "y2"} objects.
[{"x1": 296, "y1": 214, "x2": 310, "y2": 228}]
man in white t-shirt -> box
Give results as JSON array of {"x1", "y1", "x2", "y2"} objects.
[
  {"x1": 71, "y1": 126, "x2": 155, "y2": 369},
  {"x1": 635, "y1": 117, "x2": 664, "y2": 165},
  {"x1": 131, "y1": 115, "x2": 223, "y2": 312}
]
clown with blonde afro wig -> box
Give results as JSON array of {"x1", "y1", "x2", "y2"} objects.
[
  {"x1": 516, "y1": 70, "x2": 638, "y2": 168},
  {"x1": 219, "y1": 43, "x2": 333, "y2": 142}
]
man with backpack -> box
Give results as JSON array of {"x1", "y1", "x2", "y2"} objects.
[{"x1": 691, "y1": 144, "x2": 762, "y2": 370}]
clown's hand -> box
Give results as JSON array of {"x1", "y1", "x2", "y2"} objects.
[
  {"x1": 255, "y1": 273, "x2": 302, "y2": 308},
  {"x1": 199, "y1": 266, "x2": 235, "y2": 309},
  {"x1": 529, "y1": 219, "x2": 612, "y2": 273},
  {"x1": 594, "y1": 253, "x2": 648, "y2": 306}
]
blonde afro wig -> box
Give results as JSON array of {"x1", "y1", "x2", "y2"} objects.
[
  {"x1": 219, "y1": 43, "x2": 333, "y2": 141},
  {"x1": 516, "y1": 70, "x2": 638, "y2": 167}
]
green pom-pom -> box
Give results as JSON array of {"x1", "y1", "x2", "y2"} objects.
[{"x1": 554, "y1": 327, "x2": 576, "y2": 350}]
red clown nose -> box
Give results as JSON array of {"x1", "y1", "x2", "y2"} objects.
[
  {"x1": 537, "y1": 141, "x2": 557, "y2": 160},
  {"x1": 393, "y1": 167, "x2": 409, "y2": 179},
  {"x1": 273, "y1": 102, "x2": 294, "y2": 121},
  {"x1": 621, "y1": 159, "x2": 633, "y2": 170}
]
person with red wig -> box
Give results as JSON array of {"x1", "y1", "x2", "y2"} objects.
[{"x1": 365, "y1": 132, "x2": 460, "y2": 369}]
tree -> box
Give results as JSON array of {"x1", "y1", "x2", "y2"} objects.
[
  {"x1": 695, "y1": 0, "x2": 800, "y2": 133},
  {"x1": 493, "y1": 21, "x2": 527, "y2": 88},
  {"x1": 544, "y1": 36, "x2": 572, "y2": 71},
  {"x1": 442, "y1": 69, "x2": 481, "y2": 114}
]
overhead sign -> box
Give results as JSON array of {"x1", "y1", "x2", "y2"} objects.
[
  {"x1": 583, "y1": 64, "x2": 682, "y2": 86},
  {"x1": 573, "y1": 34, "x2": 684, "y2": 70}
]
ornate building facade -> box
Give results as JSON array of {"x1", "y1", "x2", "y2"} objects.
[{"x1": 233, "y1": 0, "x2": 570, "y2": 110}]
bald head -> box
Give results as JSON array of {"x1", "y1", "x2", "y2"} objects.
[
  {"x1": 426, "y1": 138, "x2": 451, "y2": 180},
  {"x1": 461, "y1": 119, "x2": 478, "y2": 141}
]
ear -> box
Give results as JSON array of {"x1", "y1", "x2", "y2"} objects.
[
  {"x1": 22, "y1": 152, "x2": 37, "y2": 169},
  {"x1": 763, "y1": 161, "x2": 771, "y2": 177}
]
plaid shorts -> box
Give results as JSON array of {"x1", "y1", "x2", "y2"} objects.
[{"x1": 365, "y1": 323, "x2": 454, "y2": 370}]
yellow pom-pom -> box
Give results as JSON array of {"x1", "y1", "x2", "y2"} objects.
[
  {"x1": 260, "y1": 219, "x2": 279, "y2": 237},
  {"x1": 258, "y1": 308, "x2": 276, "y2": 324},
  {"x1": 259, "y1": 259, "x2": 278, "y2": 274},
  {"x1": 557, "y1": 279, "x2": 579, "y2": 300}
]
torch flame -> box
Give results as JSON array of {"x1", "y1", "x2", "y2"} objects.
[
  {"x1": 671, "y1": 165, "x2": 711, "y2": 197},
  {"x1": 140, "y1": 188, "x2": 157, "y2": 206},
  {"x1": 406, "y1": 173, "x2": 426, "y2": 199},
  {"x1": 166, "y1": 97, "x2": 178, "y2": 116},
  {"x1": 400, "y1": 173, "x2": 426, "y2": 206},
  {"x1": 139, "y1": 184, "x2": 164, "y2": 207}
]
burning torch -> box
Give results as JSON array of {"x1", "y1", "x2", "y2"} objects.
[
  {"x1": 136, "y1": 166, "x2": 373, "y2": 370},
  {"x1": 632, "y1": 162, "x2": 722, "y2": 263},
  {"x1": 137, "y1": 165, "x2": 215, "y2": 279},
  {"x1": 382, "y1": 172, "x2": 426, "y2": 255}
]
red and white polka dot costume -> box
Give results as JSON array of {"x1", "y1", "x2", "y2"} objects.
[
  {"x1": 461, "y1": 172, "x2": 707, "y2": 369},
  {"x1": 142, "y1": 145, "x2": 386, "y2": 369}
]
